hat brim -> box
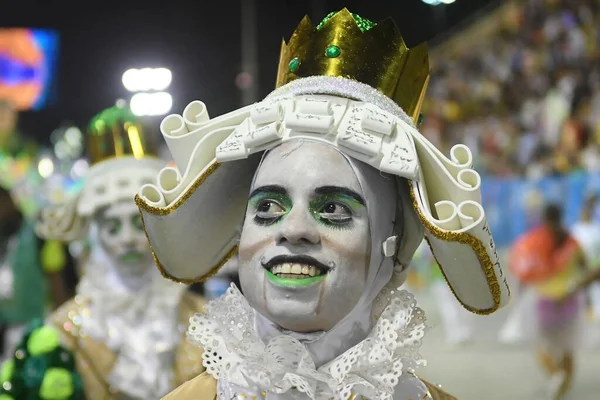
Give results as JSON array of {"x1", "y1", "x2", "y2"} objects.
[{"x1": 137, "y1": 94, "x2": 510, "y2": 314}]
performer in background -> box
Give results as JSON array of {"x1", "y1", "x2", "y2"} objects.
[
  {"x1": 0, "y1": 106, "x2": 206, "y2": 399},
  {"x1": 510, "y1": 204, "x2": 587, "y2": 400},
  {"x1": 137, "y1": 9, "x2": 510, "y2": 399},
  {"x1": 0, "y1": 99, "x2": 72, "y2": 361}
]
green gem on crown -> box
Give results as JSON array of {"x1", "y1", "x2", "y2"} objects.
[
  {"x1": 418, "y1": 113, "x2": 425, "y2": 126},
  {"x1": 288, "y1": 57, "x2": 300, "y2": 72},
  {"x1": 316, "y1": 11, "x2": 377, "y2": 32},
  {"x1": 325, "y1": 45, "x2": 341, "y2": 58}
]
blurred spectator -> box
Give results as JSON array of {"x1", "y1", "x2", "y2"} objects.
[{"x1": 426, "y1": 0, "x2": 600, "y2": 177}]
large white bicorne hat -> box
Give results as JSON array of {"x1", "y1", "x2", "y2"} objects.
[
  {"x1": 37, "y1": 105, "x2": 164, "y2": 242},
  {"x1": 136, "y1": 10, "x2": 510, "y2": 314}
]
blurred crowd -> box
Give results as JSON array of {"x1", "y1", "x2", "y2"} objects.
[{"x1": 423, "y1": 0, "x2": 600, "y2": 178}]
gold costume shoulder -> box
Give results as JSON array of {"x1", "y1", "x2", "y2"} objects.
[
  {"x1": 47, "y1": 291, "x2": 207, "y2": 399},
  {"x1": 162, "y1": 372, "x2": 217, "y2": 400},
  {"x1": 422, "y1": 378, "x2": 459, "y2": 400},
  {"x1": 175, "y1": 291, "x2": 208, "y2": 385},
  {"x1": 162, "y1": 372, "x2": 459, "y2": 400}
]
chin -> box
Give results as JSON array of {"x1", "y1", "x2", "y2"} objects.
[{"x1": 266, "y1": 305, "x2": 334, "y2": 333}]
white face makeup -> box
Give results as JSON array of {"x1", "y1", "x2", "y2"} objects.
[
  {"x1": 238, "y1": 141, "x2": 371, "y2": 333},
  {"x1": 96, "y1": 200, "x2": 154, "y2": 282}
]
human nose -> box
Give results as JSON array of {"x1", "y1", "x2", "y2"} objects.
[
  {"x1": 121, "y1": 222, "x2": 136, "y2": 246},
  {"x1": 276, "y1": 205, "x2": 320, "y2": 245}
]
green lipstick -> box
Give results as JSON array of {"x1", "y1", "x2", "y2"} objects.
[
  {"x1": 265, "y1": 269, "x2": 325, "y2": 288},
  {"x1": 120, "y1": 252, "x2": 143, "y2": 264}
]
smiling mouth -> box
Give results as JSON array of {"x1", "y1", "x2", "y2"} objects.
[{"x1": 262, "y1": 255, "x2": 330, "y2": 288}]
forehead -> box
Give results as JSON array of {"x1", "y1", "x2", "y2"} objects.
[
  {"x1": 98, "y1": 200, "x2": 139, "y2": 219},
  {"x1": 252, "y1": 141, "x2": 362, "y2": 193}
]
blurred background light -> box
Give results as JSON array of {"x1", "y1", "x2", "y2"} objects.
[
  {"x1": 130, "y1": 92, "x2": 173, "y2": 116},
  {"x1": 37, "y1": 157, "x2": 54, "y2": 178},
  {"x1": 122, "y1": 67, "x2": 172, "y2": 92}
]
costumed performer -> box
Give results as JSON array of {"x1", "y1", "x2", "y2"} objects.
[
  {"x1": 0, "y1": 106, "x2": 206, "y2": 399},
  {"x1": 0, "y1": 100, "x2": 72, "y2": 361},
  {"x1": 510, "y1": 204, "x2": 587, "y2": 400},
  {"x1": 137, "y1": 9, "x2": 510, "y2": 400}
]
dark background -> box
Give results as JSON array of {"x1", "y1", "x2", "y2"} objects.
[{"x1": 1, "y1": 0, "x2": 497, "y2": 142}]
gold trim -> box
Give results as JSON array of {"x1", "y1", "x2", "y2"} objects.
[
  {"x1": 136, "y1": 160, "x2": 222, "y2": 216},
  {"x1": 136, "y1": 147, "x2": 504, "y2": 308},
  {"x1": 407, "y1": 181, "x2": 501, "y2": 315},
  {"x1": 136, "y1": 159, "x2": 238, "y2": 283}
]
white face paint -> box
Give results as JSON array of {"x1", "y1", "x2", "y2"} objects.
[
  {"x1": 95, "y1": 200, "x2": 154, "y2": 282},
  {"x1": 238, "y1": 142, "x2": 371, "y2": 333}
]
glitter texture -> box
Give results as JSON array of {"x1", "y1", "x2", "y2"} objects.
[
  {"x1": 317, "y1": 11, "x2": 377, "y2": 32},
  {"x1": 266, "y1": 76, "x2": 417, "y2": 128},
  {"x1": 275, "y1": 8, "x2": 429, "y2": 121}
]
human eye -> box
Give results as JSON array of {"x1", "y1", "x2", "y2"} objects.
[
  {"x1": 102, "y1": 218, "x2": 122, "y2": 236},
  {"x1": 318, "y1": 202, "x2": 353, "y2": 225},
  {"x1": 250, "y1": 193, "x2": 290, "y2": 226}
]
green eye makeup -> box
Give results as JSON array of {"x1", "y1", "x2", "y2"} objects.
[
  {"x1": 104, "y1": 218, "x2": 122, "y2": 235},
  {"x1": 250, "y1": 192, "x2": 293, "y2": 226},
  {"x1": 309, "y1": 193, "x2": 364, "y2": 228}
]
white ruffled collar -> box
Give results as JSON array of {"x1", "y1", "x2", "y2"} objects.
[
  {"x1": 76, "y1": 248, "x2": 187, "y2": 399},
  {"x1": 187, "y1": 284, "x2": 427, "y2": 400}
]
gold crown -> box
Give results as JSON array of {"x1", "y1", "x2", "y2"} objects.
[
  {"x1": 87, "y1": 105, "x2": 157, "y2": 165},
  {"x1": 276, "y1": 9, "x2": 430, "y2": 122}
]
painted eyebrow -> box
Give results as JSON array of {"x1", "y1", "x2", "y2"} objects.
[
  {"x1": 314, "y1": 186, "x2": 366, "y2": 206},
  {"x1": 249, "y1": 185, "x2": 289, "y2": 199}
]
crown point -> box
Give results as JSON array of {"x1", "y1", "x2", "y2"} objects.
[
  {"x1": 325, "y1": 45, "x2": 341, "y2": 58},
  {"x1": 316, "y1": 9, "x2": 377, "y2": 32}
]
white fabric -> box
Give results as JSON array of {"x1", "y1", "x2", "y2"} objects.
[
  {"x1": 138, "y1": 87, "x2": 509, "y2": 314},
  {"x1": 187, "y1": 284, "x2": 429, "y2": 400},
  {"x1": 75, "y1": 239, "x2": 186, "y2": 399},
  {"x1": 78, "y1": 157, "x2": 164, "y2": 216},
  {"x1": 590, "y1": 283, "x2": 600, "y2": 323},
  {"x1": 571, "y1": 221, "x2": 600, "y2": 266},
  {"x1": 0, "y1": 235, "x2": 16, "y2": 300}
]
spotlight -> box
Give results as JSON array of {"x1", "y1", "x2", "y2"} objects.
[
  {"x1": 122, "y1": 68, "x2": 172, "y2": 92},
  {"x1": 130, "y1": 92, "x2": 173, "y2": 116}
]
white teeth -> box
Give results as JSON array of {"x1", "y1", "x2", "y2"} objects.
[{"x1": 269, "y1": 263, "x2": 324, "y2": 277}]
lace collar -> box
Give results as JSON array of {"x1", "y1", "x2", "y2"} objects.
[
  {"x1": 187, "y1": 284, "x2": 427, "y2": 400},
  {"x1": 76, "y1": 250, "x2": 187, "y2": 399}
]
